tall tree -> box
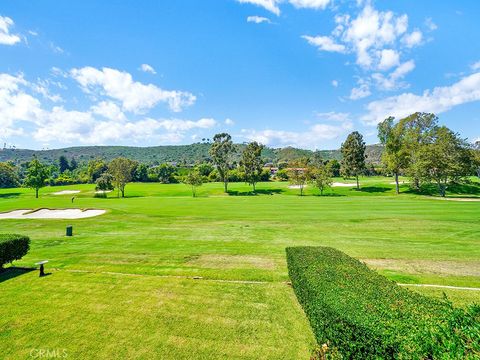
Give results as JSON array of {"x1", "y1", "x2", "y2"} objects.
[
  {"x1": 419, "y1": 126, "x2": 472, "y2": 197},
  {"x1": 378, "y1": 117, "x2": 409, "y2": 194},
  {"x1": 0, "y1": 162, "x2": 19, "y2": 188},
  {"x1": 209, "y1": 133, "x2": 233, "y2": 192},
  {"x1": 69, "y1": 157, "x2": 78, "y2": 171},
  {"x1": 24, "y1": 157, "x2": 49, "y2": 198},
  {"x1": 133, "y1": 163, "x2": 149, "y2": 182},
  {"x1": 241, "y1": 141, "x2": 264, "y2": 192},
  {"x1": 288, "y1": 158, "x2": 309, "y2": 196},
  {"x1": 58, "y1": 155, "x2": 70, "y2": 173},
  {"x1": 399, "y1": 112, "x2": 438, "y2": 190},
  {"x1": 88, "y1": 159, "x2": 108, "y2": 183},
  {"x1": 341, "y1": 131, "x2": 366, "y2": 190},
  {"x1": 157, "y1": 163, "x2": 177, "y2": 184},
  {"x1": 474, "y1": 141, "x2": 480, "y2": 178},
  {"x1": 182, "y1": 169, "x2": 203, "y2": 197},
  {"x1": 108, "y1": 157, "x2": 137, "y2": 198}
]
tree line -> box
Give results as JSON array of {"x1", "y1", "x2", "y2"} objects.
[{"x1": 0, "y1": 112, "x2": 478, "y2": 198}]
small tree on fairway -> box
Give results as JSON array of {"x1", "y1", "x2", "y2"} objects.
[
  {"x1": 288, "y1": 158, "x2": 309, "y2": 196},
  {"x1": 378, "y1": 117, "x2": 409, "y2": 194},
  {"x1": 108, "y1": 157, "x2": 137, "y2": 198},
  {"x1": 310, "y1": 161, "x2": 333, "y2": 196},
  {"x1": 95, "y1": 173, "x2": 114, "y2": 192},
  {"x1": 241, "y1": 141, "x2": 264, "y2": 192},
  {"x1": 24, "y1": 158, "x2": 50, "y2": 198},
  {"x1": 209, "y1": 133, "x2": 233, "y2": 192},
  {"x1": 183, "y1": 169, "x2": 203, "y2": 197},
  {"x1": 341, "y1": 131, "x2": 366, "y2": 190}
]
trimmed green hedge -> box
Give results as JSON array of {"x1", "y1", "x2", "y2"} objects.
[
  {"x1": 286, "y1": 246, "x2": 480, "y2": 359},
  {"x1": 0, "y1": 234, "x2": 30, "y2": 268}
]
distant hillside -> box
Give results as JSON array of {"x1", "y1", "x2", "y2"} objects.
[{"x1": 0, "y1": 143, "x2": 383, "y2": 165}]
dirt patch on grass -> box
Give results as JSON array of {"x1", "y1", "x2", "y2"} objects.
[
  {"x1": 187, "y1": 254, "x2": 275, "y2": 270},
  {"x1": 363, "y1": 258, "x2": 480, "y2": 277}
]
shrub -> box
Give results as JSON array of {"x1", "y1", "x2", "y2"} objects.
[
  {"x1": 286, "y1": 246, "x2": 480, "y2": 359},
  {"x1": 0, "y1": 234, "x2": 30, "y2": 269}
]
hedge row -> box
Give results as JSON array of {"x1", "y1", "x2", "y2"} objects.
[
  {"x1": 0, "y1": 234, "x2": 30, "y2": 268},
  {"x1": 286, "y1": 246, "x2": 480, "y2": 359}
]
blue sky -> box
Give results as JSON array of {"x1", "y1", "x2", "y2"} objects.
[{"x1": 0, "y1": 0, "x2": 479, "y2": 150}]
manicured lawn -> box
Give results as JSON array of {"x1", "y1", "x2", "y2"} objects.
[{"x1": 1, "y1": 178, "x2": 479, "y2": 359}]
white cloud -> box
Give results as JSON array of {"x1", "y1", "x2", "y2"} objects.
[
  {"x1": 225, "y1": 118, "x2": 235, "y2": 126},
  {"x1": 237, "y1": 0, "x2": 280, "y2": 16},
  {"x1": 315, "y1": 111, "x2": 350, "y2": 122},
  {"x1": 362, "y1": 72, "x2": 480, "y2": 125},
  {"x1": 91, "y1": 101, "x2": 126, "y2": 122},
  {"x1": 471, "y1": 61, "x2": 480, "y2": 71},
  {"x1": 425, "y1": 17, "x2": 438, "y2": 31},
  {"x1": 0, "y1": 71, "x2": 213, "y2": 145},
  {"x1": 241, "y1": 121, "x2": 352, "y2": 148},
  {"x1": 402, "y1": 30, "x2": 423, "y2": 48},
  {"x1": 289, "y1": 0, "x2": 331, "y2": 10},
  {"x1": 247, "y1": 16, "x2": 271, "y2": 24},
  {"x1": 372, "y1": 60, "x2": 415, "y2": 90},
  {"x1": 302, "y1": 35, "x2": 346, "y2": 53},
  {"x1": 378, "y1": 49, "x2": 400, "y2": 70},
  {"x1": 331, "y1": 80, "x2": 339, "y2": 87},
  {"x1": 303, "y1": 3, "x2": 422, "y2": 79},
  {"x1": 349, "y1": 81, "x2": 371, "y2": 100},
  {"x1": 139, "y1": 63, "x2": 156, "y2": 74},
  {"x1": 338, "y1": 5, "x2": 409, "y2": 68},
  {"x1": 0, "y1": 16, "x2": 21, "y2": 45},
  {"x1": 0, "y1": 74, "x2": 43, "y2": 136},
  {"x1": 70, "y1": 66, "x2": 196, "y2": 113}
]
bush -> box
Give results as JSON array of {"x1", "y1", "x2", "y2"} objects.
[
  {"x1": 286, "y1": 246, "x2": 480, "y2": 359},
  {"x1": 0, "y1": 234, "x2": 30, "y2": 269}
]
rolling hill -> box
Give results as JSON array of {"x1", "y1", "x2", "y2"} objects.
[{"x1": 0, "y1": 143, "x2": 383, "y2": 165}]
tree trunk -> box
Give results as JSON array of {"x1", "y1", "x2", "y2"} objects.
[
  {"x1": 35, "y1": 188, "x2": 39, "y2": 198},
  {"x1": 356, "y1": 175, "x2": 359, "y2": 190},
  {"x1": 224, "y1": 181, "x2": 228, "y2": 193},
  {"x1": 253, "y1": 183, "x2": 256, "y2": 193},
  {"x1": 395, "y1": 172, "x2": 399, "y2": 195},
  {"x1": 192, "y1": 185, "x2": 196, "y2": 197},
  {"x1": 121, "y1": 187, "x2": 125, "y2": 198}
]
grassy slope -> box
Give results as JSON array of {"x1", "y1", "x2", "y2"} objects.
[{"x1": 0, "y1": 178, "x2": 479, "y2": 359}]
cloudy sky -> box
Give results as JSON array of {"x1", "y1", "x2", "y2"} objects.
[{"x1": 1, "y1": 0, "x2": 479, "y2": 150}]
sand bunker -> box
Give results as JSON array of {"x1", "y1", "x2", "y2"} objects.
[
  {"x1": 332, "y1": 182, "x2": 357, "y2": 187},
  {"x1": 432, "y1": 197, "x2": 480, "y2": 202},
  {"x1": 52, "y1": 190, "x2": 80, "y2": 195},
  {"x1": 0, "y1": 209, "x2": 106, "y2": 219},
  {"x1": 95, "y1": 190, "x2": 112, "y2": 194},
  {"x1": 288, "y1": 184, "x2": 307, "y2": 189}
]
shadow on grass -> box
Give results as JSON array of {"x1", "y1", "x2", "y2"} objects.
[
  {"x1": 405, "y1": 183, "x2": 480, "y2": 197},
  {"x1": 312, "y1": 193, "x2": 345, "y2": 197},
  {"x1": 227, "y1": 189, "x2": 284, "y2": 196},
  {"x1": 0, "y1": 192, "x2": 21, "y2": 199},
  {"x1": 357, "y1": 186, "x2": 391, "y2": 193},
  {"x1": 0, "y1": 267, "x2": 35, "y2": 284}
]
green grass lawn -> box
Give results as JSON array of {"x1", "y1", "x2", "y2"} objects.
[{"x1": 1, "y1": 178, "x2": 479, "y2": 359}]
